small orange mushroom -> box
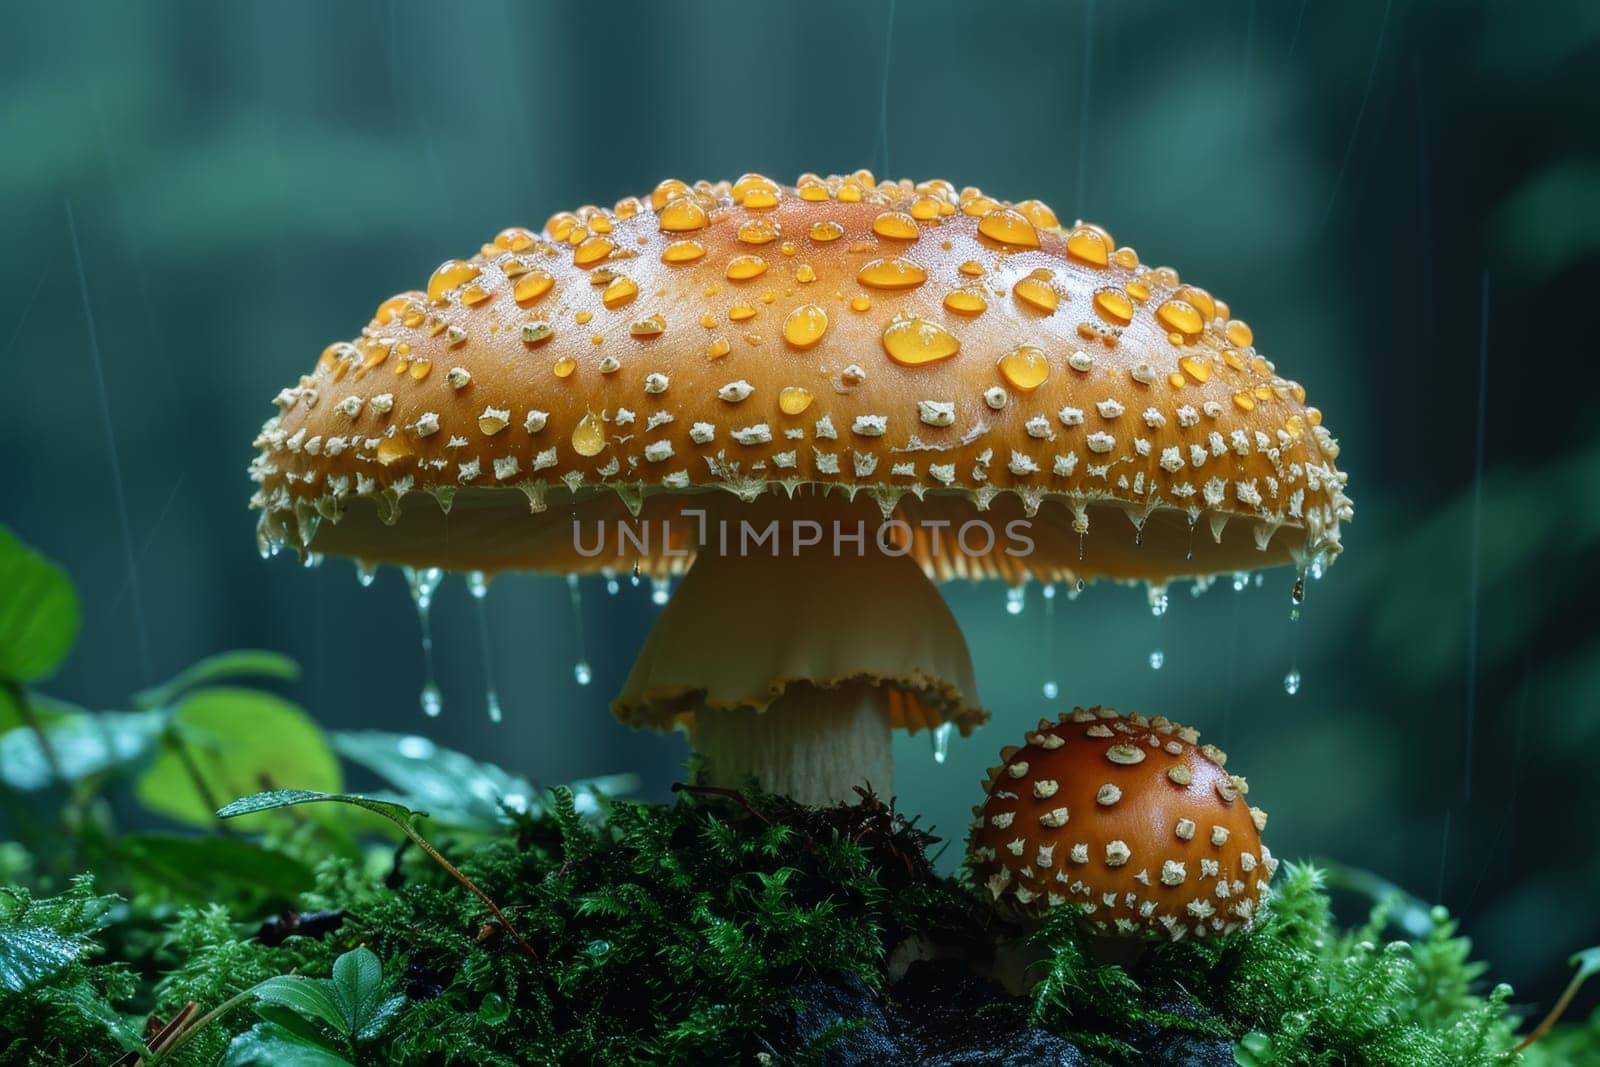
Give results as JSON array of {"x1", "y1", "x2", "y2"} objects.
[{"x1": 966, "y1": 706, "x2": 1275, "y2": 940}]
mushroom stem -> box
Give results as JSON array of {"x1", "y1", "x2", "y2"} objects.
[
  {"x1": 614, "y1": 509, "x2": 982, "y2": 806},
  {"x1": 692, "y1": 682, "x2": 892, "y2": 805}
]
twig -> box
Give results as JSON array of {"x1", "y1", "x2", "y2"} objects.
[
  {"x1": 1516, "y1": 966, "x2": 1588, "y2": 1052},
  {"x1": 397, "y1": 824, "x2": 540, "y2": 961},
  {"x1": 671, "y1": 782, "x2": 772, "y2": 825},
  {"x1": 7, "y1": 682, "x2": 61, "y2": 783},
  {"x1": 164, "y1": 732, "x2": 232, "y2": 836}
]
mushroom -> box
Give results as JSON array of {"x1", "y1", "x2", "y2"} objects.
[
  {"x1": 966, "y1": 706, "x2": 1276, "y2": 940},
  {"x1": 249, "y1": 171, "x2": 1351, "y2": 804}
]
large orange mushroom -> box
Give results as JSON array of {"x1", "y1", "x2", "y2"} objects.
[{"x1": 250, "y1": 171, "x2": 1350, "y2": 803}]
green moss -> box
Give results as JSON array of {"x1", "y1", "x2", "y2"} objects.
[{"x1": 5, "y1": 787, "x2": 1582, "y2": 1065}]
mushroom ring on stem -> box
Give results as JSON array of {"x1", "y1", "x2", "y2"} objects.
[{"x1": 249, "y1": 170, "x2": 1352, "y2": 803}]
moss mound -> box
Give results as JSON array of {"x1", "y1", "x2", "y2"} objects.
[{"x1": 8, "y1": 785, "x2": 1588, "y2": 1066}]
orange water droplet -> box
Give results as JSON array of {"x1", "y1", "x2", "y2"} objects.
[
  {"x1": 553, "y1": 356, "x2": 577, "y2": 378},
  {"x1": 376, "y1": 436, "x2": 415, "y2": 465},
  {"x1": 872, "y1": 211, "x2": 920, "y2": 240},
  {"x1": 460, "y1": 283, "x2": 493, "y2": 307},
  {"x1": 959, "y1": 260, "x2": 986, "y2": 277},
  {"x1": 732, "y1": 173, "x2": 779, "y2": 206},
  {"x1": 998, "y1": 345, "x2": 1050, "y2": 391},
  {"x1": 707, "y1": 337, "x2": 731, "y2": 359},
  {"x1": 409, "y1": 358, "x2": 433, "y2": 380},
  {"x1": 546, "y1": 213, "x2": 578, "y2": 242},
  {"x1": 658, "y1": 197, "x2": 708, "y2": 232},
  {"x1": 1221, "y1": 348, "x2": 1246, "y2": 370},
  {"x1": 795, "y1": 263, "x2": 817, "y2": 283},
  {"x1": 1013, "y1": 276, "x2": 1059, "y2": 314},
  {"x1": 699, "y1": 313, "x2": 717, "y2": 329},
  {"x1": 572, "y1": 410, "x2": 607, "y2": 456},
  {"x1": 1179, "y1": 355, "x2": 1211, "y2": 383},
  {"x1": 1127, "y1": 281, "x2": 1151, "y2": 303},
  {"x1": 602, "y1": 276, "x2": 639, "y2": 308},
  {"x1": 779, "y1": 386, "x2": 814, "y2": 415},
  {"x1": 810, "y1": 220, "x2": 845, "y2": 242},
  {"x1": 725, "y1": 255, "x2": 769, "y2": 281},
  {"x1": 978, "y1": 208, "x2": 1040, "y2": 248},
  {"x1": 1015, "y1": 199, "x2": 1060, "y2": 230},
  {"x1": 1093, "y1": 287, "x2": 1133, "y2": 325},
  {"x1": 910, "y1": 196, "x2": 942, "y2": 221},
  {"x1": 1225, "y1": 319, "x2": 1254, "y2": 347},
  {"x1": 857, "y1": 257, "x2": 927, "y2": 290},
  {"x1": 1168, "y1": 372, "x2": 1187, "y2": 389},
  {"x1": 375, "y1": 294, "x2": 409, "y2": 325},
  {"x1": 1155, "y1": 266, "x2": 1181, "y2": 287},
  {"x1": 836, "y1": 180, "x2": 863, "y2": 202},
  {"x1": 882, "y1": 315, "x2": 960, "y2": 366},
  {"x1": 1065, "y1": 226, "x2": 1110, "y2": 268},
  {"x1": 661, "y1": 240, "x2": 706, "y2": 265},
  {"x1": 574, "y1": 236, "x2": 615, "y2": 267},
  {"x1": 729, "y1": 304, "x2": 758, "y2": 321},
  {"x1": 1174, "y1": 285, "x2": 1216, "y2": 322},
  {"x1": 1111, "y1": 246, "x2": 1139, "y2": 269},
  {"x1": 650, "y1": 178, "x2": 690, "y2": 210},
  {"x1": 588, "y1": 215, "x2": 614, "y2": 235},
  {"x1": 427, "y1": 260, "x2": 480, "y2": 301},
  {"x1": 1232, "y1": 391, "x2": 1256, "y2": 412},
  {"x1": 960, "y1": 195, "x2": 998, "y2": 216},
  {"x1": 513, "y1": 270, "x2": 555, "y2": 305},
  {"x1": 1306, "y1": 406, "x2": 1323, "y2": 426},
  {"x1": 783, "y1": 303, "x2": 828, "y2": 349},
  {"x1": 1156, "y1": 299, "x2": 1204, "y2": 342},
  {"x1": 797, "y1": 178, "x2": 831, "y2": 201},
  {"x1": 495, "y1": 227, "x2": 536, "y2": 252},
  {"x1": 738, "y1": 217, "x2": 780, "y2": 245},
  {"x1": 850, "y1": 295, "x2": 871, "y2": 312},
  {"x1": 943, "y1": 288, "x2": 988, "y2": 316}
]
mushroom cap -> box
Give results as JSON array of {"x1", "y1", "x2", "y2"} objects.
[
  {"x1": 965, "y1": 706, "x2": 1275, "y2": 940},
  {"x1": 251, "y1": 171, "x2": 1350, "y2": 583}
]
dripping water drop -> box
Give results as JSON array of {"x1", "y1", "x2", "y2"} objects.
[
  {"x1": 1283, "y1": 669, "x2": 1302, "y2": 696},
  {"x1": 606, "y1": 577, "x2": 620, "y2": 595},
  {"x1": 405, "y1": 566, "x2": 446, "y2": 718},
  {"x1": 467, "y1": 570, "x2": 502, "y2": 723},
  {"x1": 931, "y1": 721, "x2": 953, "y2": 764},
  {"x1": 651, "y1": 577, "x2": 671, "y2": 606},
  {"x1": 356, "y1": 561, "x2": 378, "y2": 587},
  {"x1": 1005, "y1": 585, "x2": 1026, "y2": 616},
  {"x1": 303, "y1": 552, "x2": 324, "y2": 569},
  {"x1": 1148, "y1": 584, "x2": 1169, "y2": 618},
  {"x1": 567, "y1": 573, "x2": 592, "y2": 687},
  {"x1": 1232, "y1": 571, "x2": 1249, "y2": 593},
  {"x1": 1043, "y1": 680, "x2": 1059, "y2": 699},
  {"x1": 1149, "y1": 649, "x2": 1165, "y2": 670}
]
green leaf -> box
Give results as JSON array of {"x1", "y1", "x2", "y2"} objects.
[
  {"x1": 119, "y1": 834, "x2": 315, "y2": 903},
  {"x1": 332, "y1": 730, "x2": 636, "y2": 830},
  {"x1": 217, "y1": 788, "x2": 421, "y2": 826},
  {"x1": 330, "y1": 946, "x2": 385, "y2": 1035},
  {"x1": 135, "y1": 687, "x2": 340, "y2": 828},
  {"x1": 0, "y1": 923, "x2": 81, "y2": 993},
  {"x1": 330, "y1": 730, "x2": 539, "y2": 830},
  {"x1": 224, "y1": 1020, "x2": 353, "y2": 1067},
  {"x1": 251, "y1": 975, "x2": 348, "y2": 1035},
  {"x1": 132, "y1": 649, "x2": 301, "y2": 710},
  {"x1": 0, "y1": 708, "x2": 164, "y2": 790},
  {"x1": 0, "y1": 879, "x2": 115, "y2": 993},
  {"x1": 0, "y1": 526, "x2": 80, "y2": 684}
]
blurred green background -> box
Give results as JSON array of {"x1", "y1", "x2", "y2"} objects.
[{"x1": 2, "y1": 0, "x2": 1596, "y2": 1014}]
